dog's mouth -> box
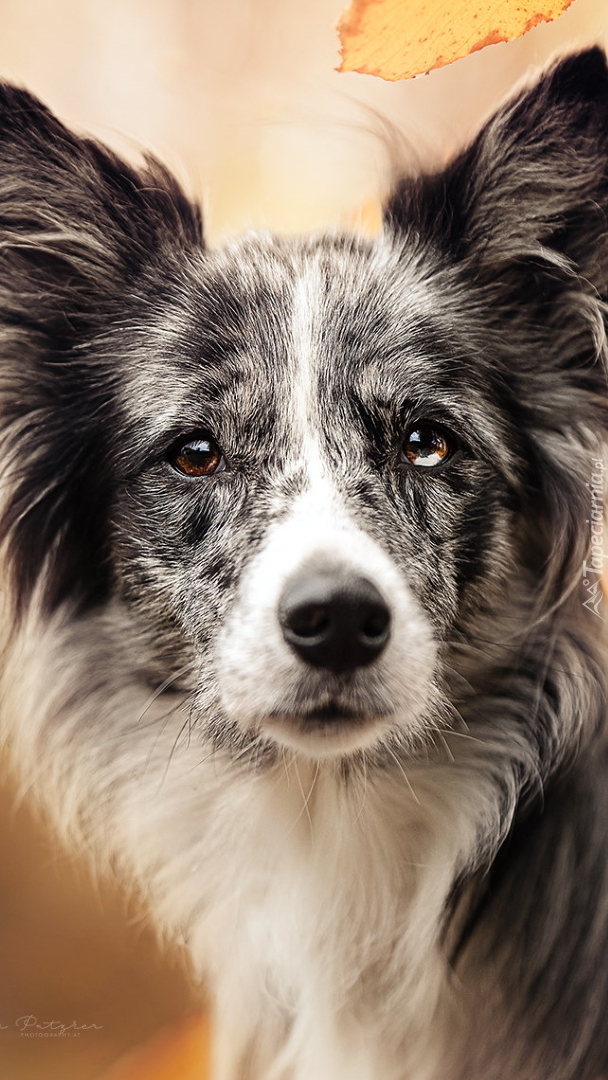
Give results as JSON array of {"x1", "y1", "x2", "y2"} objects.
[
  {"x1": 300, "y1": 700, "x2": 358, "y2": 726},
  {"x1": 272, "y1": 697, "x2": 369, "y2": 727},
  {"x1": 263, "y1": 698, "x2": 393, "y2": 756}
]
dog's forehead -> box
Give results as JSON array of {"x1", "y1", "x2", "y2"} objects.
[{"x1": 118, "y1": 233, "x2": 476, "y2": 441}]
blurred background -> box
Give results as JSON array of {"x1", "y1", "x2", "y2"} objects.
[{"x1": 0, "y1": 0, "x2": 607, "y2": 1077}]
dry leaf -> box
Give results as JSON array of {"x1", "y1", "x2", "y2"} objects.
[{"x1": 337, "y1": 0, "x2": 577, "y2": 80}]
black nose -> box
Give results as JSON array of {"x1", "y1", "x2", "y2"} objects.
[{"x1": 279, "y1": 570, "x2": 391, "y2": 674}]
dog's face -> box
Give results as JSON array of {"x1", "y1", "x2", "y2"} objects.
[
  {"x1": 1, "y1": 50, "x2": 608, "y2": 764},
  {"x1": 107, "y1": 235, "x2": 519, "y2": 758}
]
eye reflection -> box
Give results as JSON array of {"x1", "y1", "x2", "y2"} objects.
[
  {"x1": 401, "y1": 424, "x2": 454, "y2": 468},
  {"x1": 168, "y1": 432, "x2": 226, "y2": 477}
]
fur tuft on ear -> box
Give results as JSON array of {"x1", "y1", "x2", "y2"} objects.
[
  {"x1": 0, "y1": 83, "x2": 203, "y2": 306},
  {"x1": 0, "y1": 84, "x2": 204, "y2": 615}
]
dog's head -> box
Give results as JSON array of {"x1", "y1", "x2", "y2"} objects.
[{"x1": 1, "y1": 50, "x2": 608, "y2": 763}]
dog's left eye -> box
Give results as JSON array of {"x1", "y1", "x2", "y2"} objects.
[
  {"x1": 168, "y1": 432, "x2": 226, "y2": 477},
  {"x1": 401, "y1": 424, "x2": 454, "y2": 468}
]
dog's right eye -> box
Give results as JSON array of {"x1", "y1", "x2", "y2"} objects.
[{"x1": 168, "y1": 432, "x2": 226, "y2": 477}]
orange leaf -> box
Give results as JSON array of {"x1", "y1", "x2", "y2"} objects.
[{"x1": 337, "y1": 0, "x2": 577, "y2": 80}]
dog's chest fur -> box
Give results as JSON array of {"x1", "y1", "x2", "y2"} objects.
[{"x1": 193, "y1": 763, "x2": 470, "y2": 1080}]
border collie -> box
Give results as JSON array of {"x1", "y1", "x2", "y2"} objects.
[{"x1": 1, "y1": 46, "x2": 608, "y2": 1080}]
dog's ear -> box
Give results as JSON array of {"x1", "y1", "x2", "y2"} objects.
[
  {"x1": 386, "y1": 49, "x2": 608, "y2": 606},
  {"x1": 0, "y1": 85, "x2": 203, "y2": 615},
  {"x1": 385, "y1": 48, "x2": 608, "y2": 287},
  {"x1": 0, "y1": 84, "x2": 203, "y2": 317}
]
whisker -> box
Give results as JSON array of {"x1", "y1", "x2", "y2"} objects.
[
  {"x1": 137, "y1": 662, "x2": 196, "y2": 725},
  {"x1": 351, "y1": 751, "x2": 369, "y2": 826},
  {"x1": 154, "y1": 707, "x2": 196, "y2": 793},
  {"x1": 384, "y1": 742, "x2": 421, "y2": 806}
]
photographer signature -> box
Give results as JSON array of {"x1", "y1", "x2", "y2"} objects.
[{"x1": 0, "y1": 1015, "x2": 103, "y2": 1037}]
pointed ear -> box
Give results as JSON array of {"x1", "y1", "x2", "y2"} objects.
[{"x1": 386, "y1": 47, "x2": 608, "y2": 285}]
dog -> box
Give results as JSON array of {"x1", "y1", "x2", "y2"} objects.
[{"x1": 1, "y1": 44, "x2": 608, "y2": 1080}]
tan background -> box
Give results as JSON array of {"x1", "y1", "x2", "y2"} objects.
[{"x1": 1, "y1": 1, "x2": 607, "y2": 1077}]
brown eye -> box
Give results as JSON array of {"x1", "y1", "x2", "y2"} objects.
[
  {"x1": 169, "y1": 432, "x2": 226, "y2": 477},
  {"x1": 402, "y1": 424, "x2": 454, "y2": 468}
]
